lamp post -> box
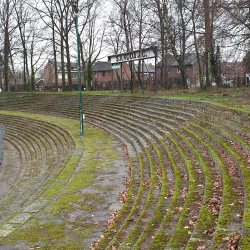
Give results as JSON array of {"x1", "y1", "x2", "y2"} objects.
[{"x1": 72, "y1": 1, "x2": 84, "y2": 136}]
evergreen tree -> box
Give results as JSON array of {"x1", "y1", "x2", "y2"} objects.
[{"x1": 211, "y1": 45, "x2": 222, "y2": 86}]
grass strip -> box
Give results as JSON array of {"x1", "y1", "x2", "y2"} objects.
[
  {"x1": 149, "y1": 139, "x2": 183, "y2": 249},
  {"x1": 180, "y1": 128, "x2": 219, "y2": 249},
  {"x1": 133, "y1": 144, "x2": 169, "y2": 249},
  {"x1": 191, "y1": 116, "x2": 250, "y2": 248},
  {"x1": 165, "y1": 133, "x2": 199, "y2": 249},
  {"x1": 187, "y1": 122, "x2": 239, "y2": 246}
]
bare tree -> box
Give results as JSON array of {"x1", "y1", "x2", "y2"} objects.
[
  {"x1": 222, "y1": 0, "x2": 250, "y2": 43},
  {"x1": 37, "y1": 0, "x2": 74, "y2": 91},
  {"x1": 29, "y1": 24, "x2": 48, "y2": 91},
  {"x1": 77, "y1": 0, "x2": 96, "y2": 89},
  {"x1": 131, "y1": 0, "x2": 152, "y2": 87},
  {"x1": 0, "y1": 0, "x2": 16, "y2": 91},
  {"x1": 37, "y1": 0, "x2": 60, "y2": 91},
  {"x1": 190, "y1": 0, "x2": 205, "y2": 89},
  {"x1": 80, "y1": 9, "x2": 105, "y2": 90},
  {"x1": 111, "y1": 0, "x2": 135, "y2": 52},
  {"x1": 56, "y1": 0, "x2": 74, "y2": 91},
  {"x1": 203, "y1": 0, "x2": 214, "y2": 88},
  {"x1": 164, "y1": 0, "x2": 192, "y2": 89},
  {"x1": 14, "y1": 0, "x2": 33, "y2": 91},
  {"x1": 148, "y1": 0, "x2": 171, "y2": 89}
]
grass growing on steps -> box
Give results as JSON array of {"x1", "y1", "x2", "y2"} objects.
[
  {"x1": 187, "y1": 122, "x2": 243, "y2": 247},
  {"x1": 118, "y1": 148, "x2": 159, "y2": 248},
  {"x1": 150, "y1": 139, "x2": 183, "y2": 249},
  {"x1": 190, "y1": 116, "x2": 250, "y2": 248},
  {"x1": 165, "y1": 133, "x2": 200, "y2": 249},
  {"x1": 179, "y1": 128, "x2": 219, "y2": 249},
  {"x1": 132, "y1": 144, "x2": 169, "y2": 249}
]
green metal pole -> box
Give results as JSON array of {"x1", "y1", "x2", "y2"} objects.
[{"x1": 75, "y1": 16, "x2": 84, "y2": 136}]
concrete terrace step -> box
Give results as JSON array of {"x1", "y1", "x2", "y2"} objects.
[
  {"x1": 83, "y1": 103, "x2": 208, "y2": 248},
  {"x1": 0, "y1": 113, "x2": 76, "y2": 241},
  {"x1": 0, "y1": 93, "x2": 249, "y2": 249}
]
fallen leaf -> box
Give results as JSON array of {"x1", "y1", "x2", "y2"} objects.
[
  {"x1": 197, "y1": 246, "x2": 206, "y2": 250},
  {"x1": 237, "y1": 212, "x2": 244, "y2": 218},
  {"x1": 176, "y1": 207, "x2": 184, "y2": 211}
]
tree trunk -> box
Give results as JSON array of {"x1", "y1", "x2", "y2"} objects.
[
  {"x1": 192, "y1": 0, "x2": 204, "y2": 89},
  {"x1": 52, "y1": 20, "x2": 58, "y2": 91},
  {"x1": 9, "y1": 49, "x2": 17, "y2": 91},
  {"x1": 4, "y1": 11, "x2": 9, "y2": 92},
  {"x1": 204, "y1": 0, "x2": 213, "y2": 88},
  {"x1": 65, "y1": 40, "x2": 73, "y2": 91},
  {"x1": 64, "y1": 11, "x2": 72, "y2": 91},
  {"x1": 122, "y1": 1, "x2": 130, "y2": 51},
  {"x1": 79, "y1": 36, "x2": 86, "y2": 84},
  {"x1": 60, "y1": 24, "x2": 66, "y2": 91},
  {"x1": 25, "y1": 48, "x2": 30, "y2": 91}
]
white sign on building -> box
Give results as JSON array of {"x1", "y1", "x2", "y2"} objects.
[{"x1": 108, "y1": 47, "x2": 157, "y2": 64}]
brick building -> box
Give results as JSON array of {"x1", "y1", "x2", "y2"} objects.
[
  {"x1": 92, "y1": 61, "x2": 131, "y2": 90},
  {"x1": 43, "y1": 60, "x2": 132, "y2": 91},
  {"x1": 43, "y1": 60, "x2": 83, "y2": 91},
  {"x1": 133, "y1": 63, "x2": 155, "y2": 80},
  {"x1": 221, "y1": 61, "x2": 245, "y2": 86},
  {"x1": 92, "y1": 61, "x2": 131, "y2": 83},
  {"x1": 157, "y1": 53, "x2": 203, "y2": 88}
]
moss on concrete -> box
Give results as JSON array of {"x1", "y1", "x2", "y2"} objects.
[{"x1": 0, "y1": 111, "x2": 123, "y2": 249}]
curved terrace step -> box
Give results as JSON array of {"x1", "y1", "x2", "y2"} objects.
[
  {"x1": 0, "y1": 113, "x2": 77, "y2": 242},
  {"x1": 0, "y1": 93, "x2": 249, "y2": 249}
]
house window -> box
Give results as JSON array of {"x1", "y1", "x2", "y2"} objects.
[
  {"x1": 102, "y1": 72, "x2": 106, "y2": 77},
  {"x1": 72, "y1": 75, "x2": 77, "y2": 79},
  {"x1": 177, "y1": 68, "x2": 180, "y2": 73},
  {"x1": 58, "y1": 74, "x2": 62, "y2": 79}
]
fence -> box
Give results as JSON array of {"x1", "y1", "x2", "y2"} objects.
[
  {"x1": 92, "y1": 79, "x2": 159, "y2": 92},
  {"x1": 0, "y1": 124, "x2": 5, "y2": 164}
]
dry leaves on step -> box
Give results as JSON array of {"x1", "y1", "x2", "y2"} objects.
[
  {"x1": 228, "y1": 234, "x2": 240, "y2": 250},
  {"x1": 197, "y1": 246, "x2": 206, "y2": 250},
  {"x1": 205, "y1": 197, "x2": 221, "y2": 216},
  {"x1": 203, "y1": 227, "x2": 215, "y2": 237}
]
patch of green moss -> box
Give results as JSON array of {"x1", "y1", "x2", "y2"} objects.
[
  {"x1": 0, "y1": 111, "x2": 123, "y2": 248},
  {"x1": 213, "y1": 102, "x2": 250, "y2": 116},
  {"x1": 240, "y1": 231, "x2": 250, "y2": 249},
  {"x1": 3, "y1": 218, "x2": 96, "y2": 249}
]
